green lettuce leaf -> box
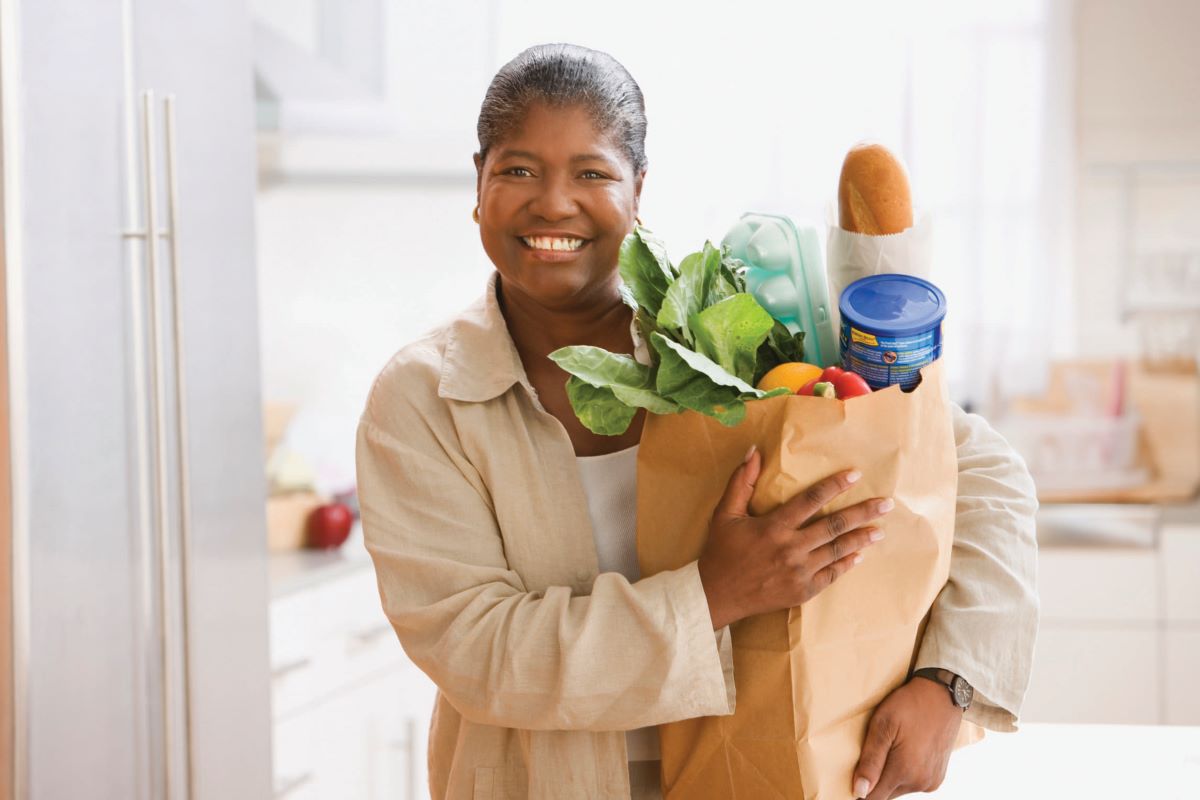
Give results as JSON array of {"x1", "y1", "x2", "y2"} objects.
[
  {"x1": 689, "y1": 293, "x2": 777, "y2": 386},
  {"x1": 753, "y1": 320, "x2": 807, "y2": 386},
  {"x1": 618, "y1": 226, "x2": 674, "y2": 317},
  {"x1": 564, "y1": 378, "x2": 639, "y2": 435},
  {"x1": 650, "y1": 333, "x2": 793, "y2": 426},
  {"x1": 657, "y1": 241, "x2": 721, "y2": 345},
  {"x1": 549, "y1": 345, "x2": 681, "y2": 414},
  {"x1": 651, "y1": 334, "x2": 746, "y2": 426}
]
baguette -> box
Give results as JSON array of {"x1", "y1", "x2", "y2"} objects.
[{"x1": 837, "y1": 143, "x2": 913, "y2": 235}]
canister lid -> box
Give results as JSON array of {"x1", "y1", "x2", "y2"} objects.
[{"x1": 839, "y1": 274, "x2": 947, "y2": 337}]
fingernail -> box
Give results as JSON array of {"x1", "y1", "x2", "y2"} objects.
[
  {"x1": 852, "y1": 553, "x2": 864, "y2": 565},
  {"x1": 877, "y1": 498, "x2": 895, "y2": 513},
  {"x1": 743, "y1": 445, "x2": 757, "y2": 464},
  {"x1": 869, "y1": 529, "x2": 885, "y2": 542},
  {"x1": 854, "y1": 777, "x2": 869, "y2": 797},
  {"x1": 846, "y1": 470, "x2": 862, "y2": 484}
]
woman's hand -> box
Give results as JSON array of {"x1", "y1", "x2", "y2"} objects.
[
  {"x1": 851, "y1": 677, "x2": 964, "y2": 798},
  {"x1": 697, "y1": 446, "x2": 894, "y2": 630}
]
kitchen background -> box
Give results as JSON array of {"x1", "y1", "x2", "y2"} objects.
[{"x1": 3, "y1": 0, "x2": 1199, "y2": 798}]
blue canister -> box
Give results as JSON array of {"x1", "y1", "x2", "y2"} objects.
[{"x1": 838, "y1": 274, "x2": 946, "y2": 390}]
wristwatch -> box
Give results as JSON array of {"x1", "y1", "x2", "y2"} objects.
[{"x1": 912, "y1": 667, "x2": 974, "y2": 711}]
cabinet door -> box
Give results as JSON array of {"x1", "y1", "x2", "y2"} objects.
[
  {"x1": 1165, "y1": 628, "x2": 1200, "y2": 725},
  {"x1": 370, "y1": 666, "x2": 440, "y2": 800},
  {"x1": 9, "y1": 2, "x2": 159, "y2": 799},
  {"x1": 127, "y1": 2, "x2": 274, "y2": 797},
  {"x1": 271, "y1": 665, "x2": 440, "y2": 800},
  {"x1": 1022, "y1": 625, "x2": 1160, "y2": 724},
  {"x1": 1162, "y1": 526, "x2": 1200, "y2": 623}
]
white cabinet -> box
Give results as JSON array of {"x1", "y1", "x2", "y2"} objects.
[
  {"x1": 1163, "y1": 525, "x2": 1200, "y2": 623},
  {"x1": 1164, "y1": 629, "x2": 1200, "y2": 725},
  {"x1": 1024, "y1": 520, "x2": 1200, "y2": 726},
  {"x1": 270, "y1": 559, "x2": 439, "y2": 800},
  {"x1": 1025, "y1": 545, "x2": 1163, "y2": 724},
  {"x1": 1024, "y1": 626, "x2": 1160, "y2": 724}
]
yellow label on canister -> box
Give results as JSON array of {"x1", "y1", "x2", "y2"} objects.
[{"x1": 851, "y1": 328, "x2": 878, "y2": 346}]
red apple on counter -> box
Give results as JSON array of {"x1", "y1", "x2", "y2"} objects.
[{"x1": 307, "y1": 502, "x2": 354, "y2": 549}]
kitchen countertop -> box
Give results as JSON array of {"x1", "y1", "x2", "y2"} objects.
[
  {"x1": 1036, "y1": 496, "x2": 1200, "y2": 549},
  {"x1": 1158, "y1": 496, "x2": 1200, "y2": 525},
  {"x1": 928, "y1": 722, "x2": 1200, "y2": 799},
  {"x1": 268, "y1": 521, "x2": 373, "y2": 598}
]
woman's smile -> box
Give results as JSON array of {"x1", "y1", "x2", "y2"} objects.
[{"x1": 517, "y1": 233, "x2": 592, "y2": 262}]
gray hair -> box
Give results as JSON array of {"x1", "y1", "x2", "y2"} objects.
[{"x1": 476, "y1": 43, "x2": 648, "y2": 173}]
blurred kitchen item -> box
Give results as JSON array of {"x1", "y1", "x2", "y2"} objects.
[
  {"x1": 1035, "y1": 503, "x2": 1160, "y2": 549},
  {"x1": 997, "y1": 359, "x2": 1200, "y2": 502},
  {"x1": 267, "y1": 491, "x2": 328, "y2": 552},
  {"x1": 266, "y1": 447, "x2": 318, "y2": 495},
  {"x1": 723, "y1": 212, "x2": 839, "y2": 367},
  {"x1": 1000, "y1": 411, "x2": 1149, "y2": 495},
  {"x1": 306, "y1": 502, "x2": 355, "y2": 549},
  {"x1": 263, "y1": 401, "x2": 298, "y2": 458},
  {"x1": 1127, "y1": 249, "x2": 1200, "y2": 367}
]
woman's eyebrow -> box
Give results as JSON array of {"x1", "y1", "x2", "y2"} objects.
[
  {"x1": 496, "y1": 148, "x2": 541, "y2": 162},
  {"x1": 495, "y1": 149, "x2": 615, "y2": 166}
]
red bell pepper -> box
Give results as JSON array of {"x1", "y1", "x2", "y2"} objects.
[{"x1": 831, "y1": 371, "x2": 872, "y2": 399}]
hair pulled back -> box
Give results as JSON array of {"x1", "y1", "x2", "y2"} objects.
[{"x1": 476, "y1": 43, "x2": 648, "y2": 173}]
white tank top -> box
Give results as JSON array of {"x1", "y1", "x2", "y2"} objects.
[{"x1": 574, "y1": 444, "x2": 661, "y2": 762}]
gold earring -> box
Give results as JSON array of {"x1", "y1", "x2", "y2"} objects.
[
  {"x1": 636, "y1": 215, "x2": 643, "y2": 226},
  {"x1": 472, "y1": 205, "x2": 480, "y2": 224}
]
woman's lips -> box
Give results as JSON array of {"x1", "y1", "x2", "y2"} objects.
[{"x1": 515, "y1": 236, "x2": 590, "y2": 263}]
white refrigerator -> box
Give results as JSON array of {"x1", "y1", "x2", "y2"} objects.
[{"x1": 1, "y1": 0, "x2": 273, "y2": 798}]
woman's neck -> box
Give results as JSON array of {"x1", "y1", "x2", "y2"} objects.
[{"x1": 497, "y1": 274, "x2": 634, "y2": 361}]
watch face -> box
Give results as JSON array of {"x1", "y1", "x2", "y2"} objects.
[{"x1": 952, "y1": 677, "x2": 974, "y2": 708}]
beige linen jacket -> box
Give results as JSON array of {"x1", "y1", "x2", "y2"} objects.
[{"x1": 355, "y1": 271, "x2": 1040, "y2": 800}]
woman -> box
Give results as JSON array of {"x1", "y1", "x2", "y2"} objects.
[{"x1": 356, "y1": 43, "x2": 1038, "y2": 800}]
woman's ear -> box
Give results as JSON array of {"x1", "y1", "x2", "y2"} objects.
[
  {"x1": 473, "y1": 152, "x2": 483, "y2": 199},
  {"x1": 632, "y1": 169, "x2": 646, "y2": 218}
]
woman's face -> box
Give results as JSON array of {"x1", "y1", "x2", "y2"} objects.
[{"x1": 474, "y1": 102, "x2": 644, "y2": 312}]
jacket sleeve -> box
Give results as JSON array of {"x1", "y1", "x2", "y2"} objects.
[
  {"x1": 355, "y1": 412, "x2": 736, "y2": 733},
  {"x1": 914, "y1": 403, "x2": 1041, "y2": 732}
]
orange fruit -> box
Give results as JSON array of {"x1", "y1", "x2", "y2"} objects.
[{"x1": 756, "y1": 362, "x2": 824, "y2": 393}]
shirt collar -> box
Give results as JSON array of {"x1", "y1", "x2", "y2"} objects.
[{"x1": 437, "y1": 271, "x2": 533, "y2": 403}]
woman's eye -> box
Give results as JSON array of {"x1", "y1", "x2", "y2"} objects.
[
  {"x1": 581, "y1": 170, "x2": 607, "y2": 179},
  {"x1": 505, "y1": 167, "x2": 533, "y2": 177}
]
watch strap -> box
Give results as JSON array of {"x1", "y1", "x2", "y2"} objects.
[{"x1": 912, "y1": 667, "x2": 973, "y2": 710}]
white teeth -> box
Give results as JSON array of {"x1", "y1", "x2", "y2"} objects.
[{"x1": 521, "y1": 236, "x2": 585, "y2": 251}]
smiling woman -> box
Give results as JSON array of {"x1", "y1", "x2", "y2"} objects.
[{"x1": 355, "y1": 41, "x2": 1039, "y2": 800}]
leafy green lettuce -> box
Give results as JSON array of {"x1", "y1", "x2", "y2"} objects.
[{"x1": 549, "y1": 225, "x2": 803, "y2": 435}]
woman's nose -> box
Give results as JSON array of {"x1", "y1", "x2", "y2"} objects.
[{"x1": 527, "y1": 173, "x2": 580, "y2": 221}]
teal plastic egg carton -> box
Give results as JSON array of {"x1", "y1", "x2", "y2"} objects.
[{"x1": 721, "y1": 212, "x2": 838, "y2": 368}]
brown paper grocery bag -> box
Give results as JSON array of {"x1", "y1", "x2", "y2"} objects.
[{"x1": 636, "y1": 358, "x2": 984, "y2": 799}]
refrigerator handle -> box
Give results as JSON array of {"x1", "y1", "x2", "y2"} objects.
[
  {"x1": 138, "y1": 88, "x2": 181, "y2": 800},
  {"x1": 124, "y1": 89, "x2": 192, "y2": 800},
  {"x1": 163, "y1": 93, "x2": 197, "y2": 800}
]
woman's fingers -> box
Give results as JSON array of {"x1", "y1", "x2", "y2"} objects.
[
  {"x1": 770, "y1": 469, "x2": 862, "y2": 529},
  {"x1": 809, "y1": 548, "x2": 869, "y2": 592},
  {"x1": 809, "y1": 526, "x2": 885, "y2": 571},
  {"x1": 712, "y1": 445, "x2": 762, "y2": 522},
  {"x1": 801, "y1": 497, "x2": 895, "y2": 552}
]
